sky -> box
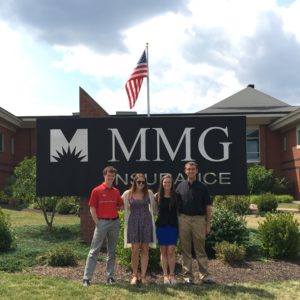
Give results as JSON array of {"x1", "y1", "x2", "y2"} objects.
[{"x1": 0, "y1": 0, "x2": 300, "y2": 116}]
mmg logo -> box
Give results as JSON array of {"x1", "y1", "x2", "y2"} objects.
[{"x1": 50, "y1": 129, "x2": 88, "y2": 162}]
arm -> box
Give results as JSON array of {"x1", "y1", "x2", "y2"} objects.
[
  {"x1": 149, "y1": 190, "x2": 158, "y2": 215},
  {"x1": 90, "y1": 206, "x2": 99, "y2": 225}
]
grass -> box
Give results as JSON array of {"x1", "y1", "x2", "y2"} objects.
[
  {"x1": 278, "y1": 202, "x2": 299, "y2": 210},
  {"x1": 0, "y1": 272, "x2": 300, "y2": 300},
  {"x1": 1, "y1": 207, "x2": 300, "y2": 299},
  {"x1": 4, "y1": 208, "x2": 80, "y2": 226},
  {"x1": 0, "y1": 208, "x2": 88, "y2": 272}
]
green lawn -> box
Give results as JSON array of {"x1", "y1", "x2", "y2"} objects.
[
  {"x1": 0, "y1": 272, "x2": 300, "y2": 300},
  {"x1": 0, "y1": 208, "x2": 87, "y2": 272},
  {"x1": 1, "y1": 207, "x2": 300, "y2": 299},
  {"x1": 4, "y1": 208, "x2": 80, "y2": 226},
  {"x1": 278, "y1": 202, "x2": 300, "y2": 210}
]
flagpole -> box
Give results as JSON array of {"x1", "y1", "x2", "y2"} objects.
[{"x1": 146, "y1": 43, "x2": 150, "y2": 117}]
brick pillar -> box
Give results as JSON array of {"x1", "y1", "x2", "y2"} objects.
[
  {"x1": 79, "y1": 86, "x2": 109, "y2": 243},
  {"x1": 80, "y1": 198, "x2": 95, "y2": 243}
]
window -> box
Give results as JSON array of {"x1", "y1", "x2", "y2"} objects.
[
  {"x1": 297, "y1": 126, "x2": 300, "y2": 149},
  {"x1": 10, "y1": 138, "x2": 15, "y2": 155},
  {"x1": 0, "y1": 133, "x2": 3, "y2": 152},
  {"x1": 246, "y1": 128, "x2": 259, "y2": 162}
]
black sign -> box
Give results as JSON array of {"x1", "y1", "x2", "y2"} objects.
[{"x1": 36, "y1": 115, "x2": 247, "y2": 196}]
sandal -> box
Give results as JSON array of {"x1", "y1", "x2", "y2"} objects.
[
  {"x1": 163, "y1": 275, "x2": 170, "y2": 284},
  {"x1": 130, "y1": 275, "x2": 138, "y2": 285},
  {"x1": 140, "y1": 276, "x2": 147, "y2": 284},
  {"x1": 169, "y1": 275, "x2": 177, "y2": 285}
]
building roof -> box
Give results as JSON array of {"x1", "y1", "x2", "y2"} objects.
[{"x1": 198, "y1": 85, "x2": 298, "y2": 115}]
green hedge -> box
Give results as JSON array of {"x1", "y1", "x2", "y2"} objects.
[
  {"x1": 213, "y1": 195, "x2": 250, "y2": 215},
  {"x1": 250, "y1": 194, "x2": 294, "y2": 204}
]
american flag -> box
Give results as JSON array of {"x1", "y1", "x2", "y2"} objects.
[{"x1": 125, "y1": 50, "x2": 148, "y2": 109}]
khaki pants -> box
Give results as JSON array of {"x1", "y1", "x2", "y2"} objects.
[{"x1": 178, "y1": 214, "x2": 208, "y2": 279}]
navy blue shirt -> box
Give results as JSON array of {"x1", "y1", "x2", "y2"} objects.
[{"x1": 176, "y1": 180, "x2": 212, "y2": 216}]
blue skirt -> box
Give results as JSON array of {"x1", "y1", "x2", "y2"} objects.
[{"x1": 156, "y1": 226, "x2": 178, "y2": 246}]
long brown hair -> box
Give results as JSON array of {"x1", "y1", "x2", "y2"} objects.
[
  {"x1": 129, "y1": 173, "x2": 149, "y2": 198},
  {"x1": 156, "y1": 174, "x2": 177, "y2": 208}
]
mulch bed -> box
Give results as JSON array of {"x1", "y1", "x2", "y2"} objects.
[{"x1": 29, "y1": 257, "x2": 300, "y2": 285}]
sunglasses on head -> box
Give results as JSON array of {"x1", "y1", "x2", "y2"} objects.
[{"x1": 136, "y1": 180, "x2": 146, "y2": 185}]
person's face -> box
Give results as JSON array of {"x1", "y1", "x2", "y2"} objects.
[
  {"x1": 162, "y1": 177, "x2": 172, "y2": 191},
  {"x1": 104, "y1": 171, "x2": 116, "y2": 186},
  {"x1": 135, "y1": 176, "x2": 146, "y2": 190},
  {"x1": 184, "y1": 164, "x2": 198, "y2": 181}
]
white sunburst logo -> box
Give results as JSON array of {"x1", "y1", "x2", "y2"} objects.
[{"x1": 50, "y1": 129, "x2": 88, "y2": 162}]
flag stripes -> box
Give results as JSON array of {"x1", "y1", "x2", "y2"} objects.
[{"x1": 125, "y1": 50, "x2": 148, "y2": 109}]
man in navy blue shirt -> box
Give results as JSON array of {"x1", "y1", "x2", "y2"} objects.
[{"x1": 176, "y1": 161, "x2": 214, "y2": 284}]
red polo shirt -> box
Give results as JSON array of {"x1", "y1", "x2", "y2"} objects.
[{"x1": 88, "y1": 183, "x2": 123, "y2": 219}]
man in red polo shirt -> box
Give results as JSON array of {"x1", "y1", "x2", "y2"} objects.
[{"x1": 83, "y1": 166, "x2": 123, "y2": 286}]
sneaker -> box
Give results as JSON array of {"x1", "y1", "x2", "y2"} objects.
[
  {"x1": 201, "y1": 275, "x2": 215, "y2": 284},
  {"x1": 107, "y1": 277, "x2": 115, "y2": 284},
  {"x1": 183, "y1": 278, "x2": 193, "y2": 285},
  {"x1": 82, "y1": 279, "x2": 90, "y2": 287}
]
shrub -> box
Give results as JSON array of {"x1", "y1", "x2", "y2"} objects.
[
  {"x1": 56, "y1": 197, "x2": 78, "y2": 215},
  {"x1": 256, "y1": 193, "x2": 278, "y2": 213},
  {"x1": 206, "y1": 207, "x2": 249, "y2": 257},
  {"x1": 0, "y1": 208, "x2": 14, "y2": 251},
  {"x1": 213, "y1": 195, "x2": 250, "y2": 215},
  {"x1": 251, "y1": 194, "x2": 294, "y2": 204},
  {"x1": 250, "y1": 195, "x2": 260, "y2": 204},
  {"x1": 0, "y1": 191, "x2": 9, "y2": 205},
  {"x1": 116, "y1": 211, "x2": 160, "y2": 271},
  {"x1": 248, "y1": 164, "x2": 292, "y2": 195},
  {"x1": 248, "y1": 164, "x2": 274, "y2": 194},
  {"x1": 32, "y1": 199, "x2": 57, "y2": 212},
  {"x1": 47, "y1": 245, "x2": 78, "y2": 266},
  {"x1": 214, "y1": 241, "x2": 246, "y2": 263},
  {"x1": 272, "y1": 176, "x2": 293, "y2": 194},
  {"x1": 275, "y1": 195, "x2": 294, "y2": 203},
  {"x1": 258, "y1": 212, "x2": 300, "y2": 258}
]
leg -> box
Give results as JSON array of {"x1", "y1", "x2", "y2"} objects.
[
  {"x1": 140, "y1": 243, "x2": 149, "y2": 282},
  {"x1": 106, "y1": 219, "x2": 120, "y2": 279},
  {"x1": 83, "y1": 221, "x2": 107, "y2": 281},
  {"x1": 160, "y1": 246, "x2": 168, "y2": 276},
  {"x1": 131, "y1": 243, "x2": 140, "y2": 284},
  {"x1": 191, "y1": 216, "x2": 208, "y2": 278},
  {"x1": 167, "y1": 245, "x2": 176, "y2": 277},
  {"x1": 178, "y1": 215, "x2": 193, "y2": 280}
]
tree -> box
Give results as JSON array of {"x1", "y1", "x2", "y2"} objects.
[
  {"x1": 247, "y1": 164, "x2": 274, "y2": 194},
  {"x1": 12, "y1": 156, "x2": 59, "y2": 231}
]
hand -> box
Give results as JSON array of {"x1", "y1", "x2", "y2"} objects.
[{"x1": 206, "y1": 222, "x2": 211, "y2": 235}]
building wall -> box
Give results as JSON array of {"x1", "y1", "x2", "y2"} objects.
[
  {"x1": 279, "y1": 127, "x2": 300, "y2": 199},
  {"x1": 260, "y1": 125, "x2": 282, "y2": 176},
  {"x1": 0, "y1": 125, "x2": 36, "y2": 190},
  {"x1": 0, "y1": 126, "x2": 17, "y2": 189},
  {"x1": 260, "y1": 125, "x2": 300, "y2": 199},
  {"x1": 79, "y1": 88, "x2": 108, "y2": 243}
]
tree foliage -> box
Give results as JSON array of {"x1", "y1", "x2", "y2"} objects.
[
  {"x1": 248, "y1": 164, "x2": 292, "y2": 195},
  {"x1": 12, "y1": 156, "x2": 59, "y2": 231}
]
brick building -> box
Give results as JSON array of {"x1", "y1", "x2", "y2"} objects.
[{"x1": 1, "y1": 84, "x2": 300, "y2": 242}]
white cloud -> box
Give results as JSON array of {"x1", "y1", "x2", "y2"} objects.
[{"x1": 1, "y1": 0, "x2": 300, "y2": 116}]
